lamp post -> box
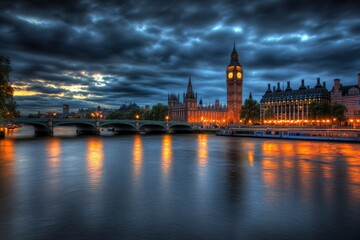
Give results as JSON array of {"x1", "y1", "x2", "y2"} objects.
[{"x1": 135, "y1": 114, "x2": 140, "y2": 130}]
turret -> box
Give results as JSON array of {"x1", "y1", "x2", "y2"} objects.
[
  {"x1": 285, "y1": 81, "x2": 292, "y2": 91},
  {"x1": 276, "y1": 82, "x2": 282, "y2": 92},
  {"x1": 215, "y1": 99, "x2": 220, "y2": 108},
  {"x1": 315, "y1": 77, "x2": 323, "y2": 88},
  {"x1": 299, "y1": 79, "x2": 306, "y2": 90},
  {"x1": 266, "y1": 83, "x2": 272, "y2": 93}
]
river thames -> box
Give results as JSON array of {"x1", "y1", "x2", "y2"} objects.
[{"x1": 1, "y1": 126, "x2": 360, "y2": 239}]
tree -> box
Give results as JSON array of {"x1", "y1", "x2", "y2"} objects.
[
  {"x1": 309, "y1": 102, "x2": 331, "y2": 120},
  {"x1": 309, "y1": 102, "x2": 347, "y2": 122},
  {"x1": 240, "y1": 97, "x2": 260, "y2": 124},
  {"x1": 331, "y1": 103, "x2": 347, "y2": 122},
  {"x1": 264, "y1": 107, "x2": 275, "y2": 120},
  {"x1": 0, "y1": 55, "x2": 18, "y2": 121}
]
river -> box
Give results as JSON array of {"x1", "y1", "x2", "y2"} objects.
[{"x1": 0, "y1": 126, "x2": 360, "y2": 239}]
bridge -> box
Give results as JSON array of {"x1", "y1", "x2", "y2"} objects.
[{"x1": 1, "y1": 118, "x2": 203, "y2": 137}]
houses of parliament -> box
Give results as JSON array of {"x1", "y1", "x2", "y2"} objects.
[{"x1": 168, "y1": 45, "x2": 243, "y2": 124}]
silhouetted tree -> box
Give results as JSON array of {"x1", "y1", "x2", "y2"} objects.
[
  {"x1": 309, "y1": 102, "x2": 346, "y2": 122},
  {"x1": 331, "y1": 103, "x2": 347, "y2": 122},
  {"x1": 0, "y1": 55, "x2": 18, "y2": 121},
  {"x1": 240, "y1": 97, "x2": 260, "y2": 124}
]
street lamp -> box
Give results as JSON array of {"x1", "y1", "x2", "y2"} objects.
[{"x1": 135, "y1": 114, "x2": 140, "y2": 120}]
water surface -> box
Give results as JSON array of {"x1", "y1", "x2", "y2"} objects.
[{"x1": 1, "y1": 127, "x2": 360, "y2": 239}]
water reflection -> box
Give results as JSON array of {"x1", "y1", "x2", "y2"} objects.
[
  {"x1": 244, "y1": 141, "x2": 255, "y2": 166},
  {"x1": 86, "y1": 137, "x2": 104, "y2": 190},
  {"x1": 133, "y1": 135, "x2": 143, "y2": 182},
  {"x1": 197, "y1": 134, "x2": 208, "y2": 169},
  {"x1": 225, "y1": 139, "x2": 245, "y2": 204},
  {"x1": 47, "y1": 138, "x2": 61, "y2": 173},
  {"x1": 0, "y1": 139, "x2": 15, "y2": 193},
  {"x1": 260, "y1": 140, "x2": 360, "y2": 205},
  {"x1": 161, "y1": 135, "x2": 172, "y2": 176}
]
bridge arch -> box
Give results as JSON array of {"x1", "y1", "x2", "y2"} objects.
[
  {"x1": 139, "y1": 123, "x2": 166, "y2": 134},
  {"x1": 100, "y1": 122, "x2": 137, "y2": 134},
  {"x1": 168, "y1": 124, "x2": 193, "y2": 133},
  {"x1": 53, "y1": 121, "x2": 97, "y2": 135},
  {"x1": 12, "y1": 120, "x2": 50, "y2": 136}
]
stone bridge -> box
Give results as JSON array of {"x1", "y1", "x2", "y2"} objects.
[{"x1": 2, "y1": 118, "x2": 201, "y2": 136}]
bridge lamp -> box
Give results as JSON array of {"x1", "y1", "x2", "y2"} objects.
[
  {"x1": 135, "y1": 114, "x2": 140, "y2": 120},
  {"x1": 165, "y1": 116, "x2": 169, "y2": 121}
]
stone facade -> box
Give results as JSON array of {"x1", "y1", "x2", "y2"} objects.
[
  {"x1": 330, "y1": 74, "x2": 360, "y2": 119},
  {"x1": 260, "y1": 78, "x2": 330, "y2": 122}
]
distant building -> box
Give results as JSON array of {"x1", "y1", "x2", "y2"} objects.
[
  {"x1": 260, "y1": 78, "x2": 330, "y2": 122},
  {"x1": 63, "y1": 104, "x2": 69, "y2": 115},
  {"x1": 330, "y1": 73, "x2": 360, "y2": 119},
  {"x1": 168, "y1": 45, "x2": 243, "y2": 124}
]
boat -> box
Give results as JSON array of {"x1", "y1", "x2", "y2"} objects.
[
  {"x1": 5, "y1": 123, "x2": 20, "y2": 129},
  {"x1": 217, "y1": 128, "x2": 360, "y2": 143}
]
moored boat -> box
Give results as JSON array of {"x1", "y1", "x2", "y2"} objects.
[{"x1": 217, "y1": 128, "x2": 360, "y2": 143}]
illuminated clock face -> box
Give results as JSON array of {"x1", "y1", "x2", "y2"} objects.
[
  {"x1": 237, "y1": 72, "x2": 242, "y2": 78},
  {"x1": 228, "y1": 72, "x2": 233, "y2": 78}
]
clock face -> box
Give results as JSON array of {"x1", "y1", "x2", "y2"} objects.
[
  {"x1": 237, "y1": 72, "x2": 242, "y2": 79},
  {"x1": 228, "y1": 72, "x2": 233, "y2": 79}
]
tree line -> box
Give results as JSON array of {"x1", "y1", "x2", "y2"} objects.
[{"x1": 107, "y1": 103, "x2": 168, "y2": 121}]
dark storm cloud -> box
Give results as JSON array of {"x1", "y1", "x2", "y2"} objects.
[{"x1": 1, "y1": 0, "x2": 359, "y2": 114}]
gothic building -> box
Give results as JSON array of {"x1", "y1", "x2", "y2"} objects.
[
  {"x1": 260, "y1": 78, "x2": 331, "y2": 122},
  {"x1": 168, "y1": 45, "x2": 243, "y2": 124}
]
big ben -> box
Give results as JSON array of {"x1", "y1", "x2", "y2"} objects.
[{"x1": 226, "y1": 44, "x2": 243, "y2": 124}]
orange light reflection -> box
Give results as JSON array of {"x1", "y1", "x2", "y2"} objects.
[
  {"x1": 133, "y1": 135, "x2": 143, "y2": 180},
  {"x1": 161, "y1": 135, "x2": 172, "y2": 176},
  {"x1": 47, "y1": 138, "x2": 61, "y2": 172},
  {"x1": 86, "y1": 137, "x2": 104, "y2": 189},
  {"x1": 197, "y1": 134, "x2": 208, "y2": 168}
]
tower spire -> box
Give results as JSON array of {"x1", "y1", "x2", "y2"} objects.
[
  {"x1": 186, "y1": 75, "x2": 195, "y2": 99},
  {"x1": 229, "y1": 43, "x2": 240, "y2": 66}
]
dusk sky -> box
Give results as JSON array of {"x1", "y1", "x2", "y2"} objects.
[{"x1": 1, "y1": 0, "x2": 359, "y2": 114}]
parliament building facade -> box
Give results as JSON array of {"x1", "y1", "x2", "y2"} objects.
[
  {"x1": 260, "y1": 74, "x2": 360, "y2": 123},
  {"x1": 168, "y1": 45, "x2": 243, "y2": 124}
]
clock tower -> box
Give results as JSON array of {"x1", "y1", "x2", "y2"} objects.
[{"x1": 226, "y1": 44, "x2": 243, "y2": 124}]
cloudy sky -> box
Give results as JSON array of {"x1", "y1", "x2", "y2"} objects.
[{"x1": 1, "y1": 0, "x2": 359, "y2": 114}]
